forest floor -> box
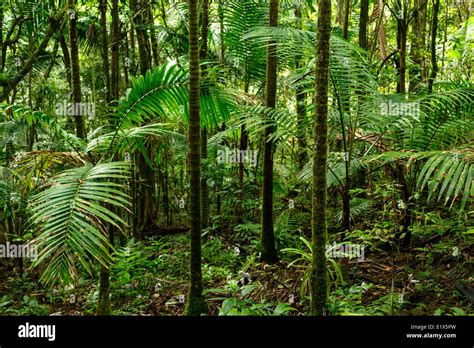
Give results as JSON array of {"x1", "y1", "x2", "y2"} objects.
[{"x1": 0, "y1": 224, "x2": 472, "y2": 316}]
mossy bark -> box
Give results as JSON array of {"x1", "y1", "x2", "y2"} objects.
[
  {"x1": 428, "y1": 0, "x2": 440, "y2": 94},
  {"x1": 311, "y1": 0, "x2": 331, "y2": 316},
  {"x1": 69, "y1": 0, "x2": 85, "y2": 139},
  {"x1": 295, "y1": 6, "x2": 308, "y2": 170},
  {"x1": 359, "y1": 0, "x2": 369, "y2": 49},
  {"x1": 97, "y1": 265, "x2": 111, "y2": 315},
  {"x1": 200, "y1": 0, "x2": 210, "y2": 230},
  {"x1": 260, "y1": 0, "x2": 279, "y2": 264},
  {"x1": 185, "y1": 0, "x2": 207, "y2": 316},
  {"x1": 99, "y1": 0, "x2": 110, "y2": 103}
]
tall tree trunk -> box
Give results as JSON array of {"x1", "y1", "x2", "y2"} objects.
[
  {"x1": 337, "y1": 0, "x2": 344, "y2": 25},
  {"x1": 409, "y1": 0, "x2": 427, "y2": 92},
  {"x1": 311, "y1": 0, "x2": 331, "y2": 316},
  {"x1": 295, "y1": 6, "x2": 308, "y2": 170},
  {"x1": 343, "y1": 0, "x2": 350, "y2": 39},
  {"x1": 111, "y1": 0, "x2": 119, "y2": 102},
  {"x1": 97, "y1": 0, "x2": 118, "y2": 316},
  {"x1": 58, "y1": 35, "x2": 72, "y2": 87},
  {"x1": 148, "y1": 4, "x2": 159, "y2": 67},
  {"x1": 238, "y1": 83, "x2": 249, "y2": 218},
  {"x1": 397, "y1": 17, "x2": 408, "y2": 93},
  {"x1": 219, "y1": 0, "x2": 225, "y2": 67},
  {"x1": 129, "y1": 11, "x2": 136, "y2": 77},
  {"x1": 359, "y1": 0, "x2": 369, "y2": 49},
  {"x1": 131, "y1": 0, "x2": 151, "y2": 75},
  {"x1": 428, "y1": 0, "x2": 440, "y2": 93},
  {"x1": 260, "y1": 0, "x2": 279, "y2": 264},
  {"x1": 379, "y1": 0, "x2": 388, "y2": 61},
  {"x1": 238, "y1": 123, "x2": 248, "y2": 218},
  {"x1": 201, "y1": 0, "x2": 210, "y2": 230},
  {"x1": 131, "y1": 0, "x2": 155, "y2": 236},
  {"x1": 68, "y1": 0, "x2": 86, "y2": 139},
  {"x1": 185, "y1": 0, "x2": 207, "y2": 316},
  {"x1": 99, "y1": 0, "x2": 111, "y2": 103},
  {"x1": 0, "y1": 1, "x2": 4, "y2": 74}
]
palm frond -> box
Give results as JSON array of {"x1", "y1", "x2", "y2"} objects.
[{"x1": 29, "y1": 161, "x2": 131, "y2": 286}]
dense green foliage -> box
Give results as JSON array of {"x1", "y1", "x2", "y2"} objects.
[{"x1": 0, "y1": 0, "x2": 472, "y2": 316}]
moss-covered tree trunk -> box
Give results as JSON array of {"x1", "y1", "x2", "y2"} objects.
[
  {"x1": 311, "y1": 0, "x2": 331, "y2": 316},
  {"x1": 295, "y1": 6, "x2": 307, "y2": 170},
  {"x1": 260, "y1": 0, "x2": 278, "y2": 264},
  {"x1": 200, "y1": 0, "x2": 210, "y2": 230},
  {"x1": 359, "y1": 0, "x2": 369, "y2": 49},
  {"x1": 131, "y1": 0, "x2": 151, "y2": 74},
  {"x1": 397, "y1": 16, "x2": 408, "y2": 94},
  {"x1": 343, "y1": 0, "x2": 350, "y2": 39},
  {"x1": 409, "y1": 0, "x2": 427, "y2": 92},
  {"x1": 428, "y1": 0, "x2": 440, "y2": 94},
  {"x1": 97, "y1": 0, "x2": 119, "y2": 316},
  {"x1": 69, "y1": 0, "x2": 85, "y2": 139},
  {"x1": 185, "y1": 0, "x2": 207, "y2": 316},
  {"x1": 131, "y1": 0, "x2": 155, "y2": 237},
  {"x1": 147, "y1": 4, "x2": 159, "y2": 67},
  {"x1": 111, "y1": 0, "x2": 119, "y2": 102},
  {"x1": 99, "y1": 0, "x2": 110, "y2": 103}
]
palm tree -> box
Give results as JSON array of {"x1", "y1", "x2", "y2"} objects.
[
  {"x1": 185, "y1": 0, "x2": 207, "y2": 316},
  {"x1": 260, "y1": 0, "x2": 279, "y2": 264},
  {"x1": 201, "y1": 0, "x2": 210, "y2": 230},
  {"x1": 68, "y1": 0, "x2": 86, "y2": 139},
  {"x1": 311, "y1": 0, "x2": 331, "y2": 315},
  {"x1": 359, "y1": 0, "x2": 369, "y2": 49}
]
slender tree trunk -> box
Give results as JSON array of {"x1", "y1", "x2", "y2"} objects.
[
  {"x1": 238, "y1": 123, "x2": 248, "y2": 218},
  {"x1": 359, "y1": 0, "x2": 369, "y2": 49},
  {"x1": 409, "y1": 0, "x2": 427, "y2": 92},
  {"x1": 97, "y1": 0, "x2": 118, "y2": 316},
  {"x1": 337, "y1": 0, "x2": 344, "y2": 25},
  {"x1": 59, "y1": 35, "x2": 72, "y2": 87},
  {"x1": 148, "y1": 4, "x2": 159, "y2": 67},
  {"x1": 311, "y1": 0, "x2": 331, "y2": 316},
  {"x1": 219, "y1": 0, "x2": 225, "y2": 67},
  {"x1": 69, "y1": 0, "x2": 85, "y2": 139},
  {"x1": 260, "y1": 0, "x2": 279, "y2": 264},
  {"x1": 131, "y1": 0, "x2": 151, "y2": 75},
  {"x1": 123, "y1": 26, "x2": 130, "y2": 86},
  {"x1": 131, "y1": 0, "x2": 155, "y2": 236},
  {"x1": 428, "y1": 0, "x2": 440, "y2": 93},
  {"x1": 238, "y1": 83, "x2": 249, "y2": 218},
  {"x1": 129, "y1": 11, "x2": 136, "y2": 77},
  {"x1": 97, "y1": 264, "x2": 111, "y2": 315},
  {"x1": 99, "y1": 0, "x2": 111, "y2": 103},
  {"x1": 343, "y1": 0, "x2": 350, "y2": 39},
  {"x1": 441, "y1": 1, "x2": 448, "y2": 75},
  {"x1": 379, "y1": 0, "x2": 388, "y2": 61},
  {"x1": 111, "y1": 0, "x2": 119, "y2": 102},
  {"x1": 0, "y1": 2, "x2": 4, "y2": 74},
  {"x1": 161, "y1": 149, "x2": 170, "y2": 225},
  {"x1": 295, "y1": 6, "x2": 308, "y2": 170},
  {"x1": 397, "y1": 18, "x2": 408, "y2": 93},
  {"x1": 201, "y1": 0, "x2": 210, "y2": 230},
  {"x1": 185, "y1": 0, "x2": 207, "y2": 316}
]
